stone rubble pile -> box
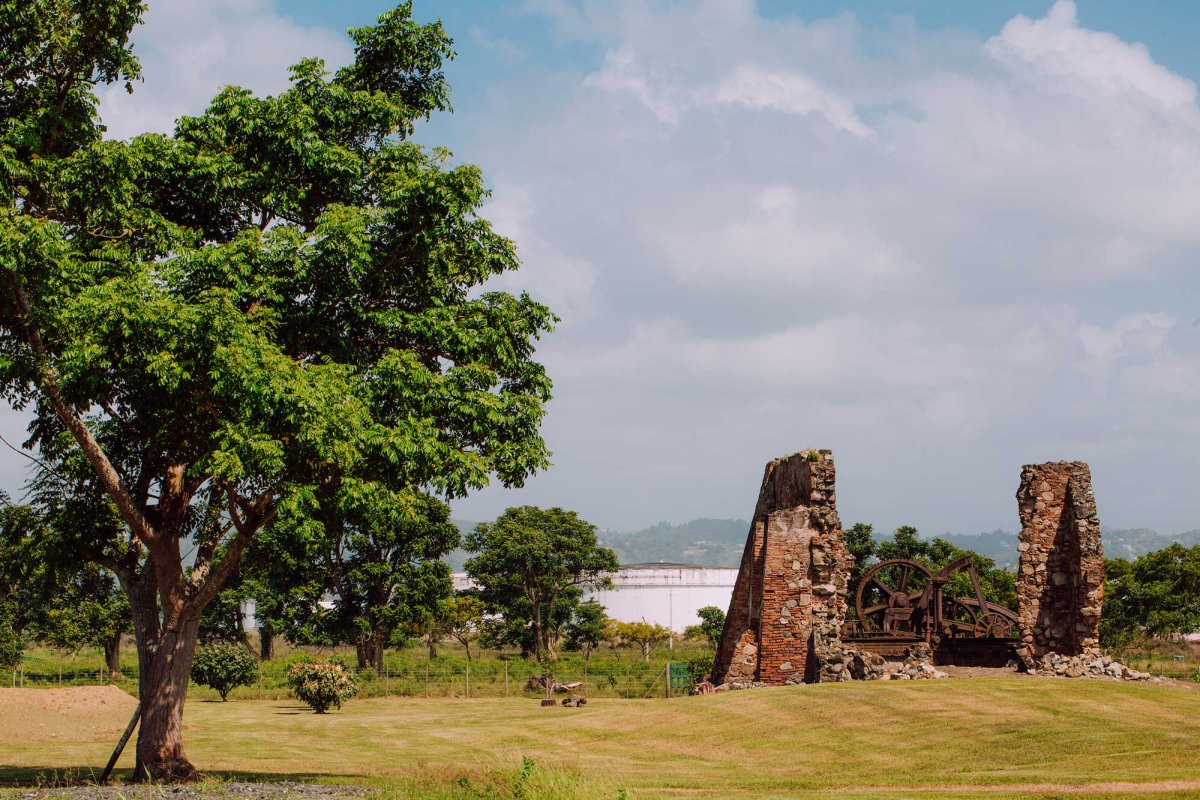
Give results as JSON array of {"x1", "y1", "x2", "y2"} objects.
[
  {"x1": 883, "y1": 643, "x2": 949, "y2": 681},
  {"x1": 1029, "y1": 651, "x2": 1159, "y2": 682},
  {"x1": 712, "y1": 679, "x2": 769, "y2": 692},
  {"x1": 804, "y1": 637, "x2": 889, "y2": 683}
]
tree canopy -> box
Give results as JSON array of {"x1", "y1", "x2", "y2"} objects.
[
  {"x1": 1101, "y1": 544, "x2": 1200, "y2": 648},
  {"x1": 465, "y1": 506, "x2": 617, "y2": 661}
]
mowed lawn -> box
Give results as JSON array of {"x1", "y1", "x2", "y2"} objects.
[{"x1": 5, "y1": 678, "x2": 1200, "y2": 799}]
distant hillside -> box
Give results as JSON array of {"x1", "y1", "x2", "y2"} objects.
[
  {"x1": 443, "y1": 517, "x2": 1200, "y2": 572},
  {"x1": 917, "y1": 528, "x2": 1200, "y2": 570},
  {"x1": 599, "y1": 518, "x2": 748, "y2": 566}
]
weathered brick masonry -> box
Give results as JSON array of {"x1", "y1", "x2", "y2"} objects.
[
  {"x1": 712, "y1": 450, "x2": 850, "y2": 685},
  {"x1": 1016, "y1": 461, "x2": 1104, "y2": 659}
]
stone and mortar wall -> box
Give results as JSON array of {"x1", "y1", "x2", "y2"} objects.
[
  {"x1": 712, "y1": 450, "x2": 851, "y2": 685},
  {"x1": 1016, "y1": 461, "x2": 1104, "y2": 659}
]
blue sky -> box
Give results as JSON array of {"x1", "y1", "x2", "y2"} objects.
[{"x1": 9, "y1": 1, "x2": 1200, "y2": 539}]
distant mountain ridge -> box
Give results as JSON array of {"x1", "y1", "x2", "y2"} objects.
[
  {"x1": 599, "y1": 518, "x2": 748, "y2": 567},
  {"x1": 444, "y1": 517, "x2": 1200, "y2": 571}
]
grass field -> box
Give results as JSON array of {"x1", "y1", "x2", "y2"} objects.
[{"x1": 4, "y1": 677, "x2": 1200, "y2": 799}]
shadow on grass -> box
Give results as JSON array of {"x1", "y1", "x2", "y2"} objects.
[{"x1": 0, "y1": 765, "x2": 373, "y2": 787}]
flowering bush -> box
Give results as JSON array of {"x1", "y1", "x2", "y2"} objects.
[
  {"x1": 288, "y1": 658, "x2": 358, "y2": 713},
  {"x1": 191, "y1": 642, "x2": 258, "y2": 701}
]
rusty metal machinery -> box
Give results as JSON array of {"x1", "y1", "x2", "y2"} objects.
[{"x1": 846, "y1": 555, "x2": 1019, "y2": 655}]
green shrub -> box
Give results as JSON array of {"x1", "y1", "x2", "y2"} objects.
[
  {"x1": 683, "y1": 654, "x2": 714, "y2": 684},
  {"x1": 191, "y1": 642, "x2": 259, "y2": 701},
  {"x1": 288, "y1": 658, "x2": 358, "y2": 713}
]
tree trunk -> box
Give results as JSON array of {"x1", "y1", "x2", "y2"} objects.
[
  {"x1": 104, "y1": 633, "x2": 122, "y2": 677},
  {"x1": 641, "y1": 643, "x2": 650, "y2": 662},
  {"x1": 531, "y1": 602, "x2": 544, "y2": 662},
  {"x1": 259, "y1": 627, "x2": 275, "y2": 661},
  {"x1": 426, "y1": 637, "x2": 437, "y2": 660},
  {"x1": 136, "y1": 623, "x2": 201, "y2": 781},
  {"x1": 121, "y1": 566, "x2": 203, "y2": 782},
  {"x1": 359, "y1": 635, "x2": 385, "y2": 673}
]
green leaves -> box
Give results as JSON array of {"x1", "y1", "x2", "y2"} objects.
[
  {"x1": 1102, "y1": 544, "x2": 1200, "y2": 647},
  {"x1": 465, "y1": 506, "x2": 619, "y2": 660},
  {"x1": 191, "y1": 642, "x2": 258, "y2": 701}
]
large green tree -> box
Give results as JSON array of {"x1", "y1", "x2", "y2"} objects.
[
  {"x1": 0, "y1": 1, "x2": 554, "y2": 780},
  {"x1": 40, "y1": 562, "x2": 131, "y2": 674},
  {"x1": 0, "y1": 494, "x2": 130, "y2": 673},
  {"x1": 1101, "y1": 544, "x2": 1200, "y2": 648},
  {"x1": 465, "y1": 507, "x2": 617, "y2": 661},
  {"x1": 275, "y1": 492, "x2": 458, "y2": 672},
  {"x1": 0, "y1": 499, "x2": 54, "y2": 668}
]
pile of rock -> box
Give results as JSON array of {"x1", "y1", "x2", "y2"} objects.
[
  {"x1": 714, "y1": 679, "x2": 769, "y2": 691},
  {"x1": 1031, "y1": 651, "x2": 1157, "y2": 682},
  {"x1": 883, "y1": 643, "x2": 948, "y2": 681},
  {"x1": 808, "y1": 638, "x2": 889, "y2": 683}
]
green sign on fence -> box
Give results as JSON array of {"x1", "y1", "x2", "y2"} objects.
[{"x1": 668, "y1": 662, "x2": 691, "y2": 689}]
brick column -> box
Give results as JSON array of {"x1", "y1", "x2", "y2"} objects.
[{"x1": 712, "y1": 450, "x2": 850, "y2": 685}]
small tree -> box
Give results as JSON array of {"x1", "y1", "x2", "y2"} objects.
[
  {"x1": 614, "y1": 620, "x2": 671, "y2": 662},
  {"x1": 466, "y1": 507, "x2": 618, "y2": 661},
  {"x1": 688, "y1": 606, "x2": 725, "y2": 649},
  {"x1": 288, "y1": 659, "x2": 358, "y2": 713},
  {"x1": 39, "y1": 564, "x2": 130, "y2": 675},
  {"x1": 443, "y1": 595, "x2": 487, "y2": 661},
  {"x1": 191, "y1": 643, "x2": 259, "y2": 701},
  {"x1": 563, "y1": 599, "x2": 607, "y2": 661}
]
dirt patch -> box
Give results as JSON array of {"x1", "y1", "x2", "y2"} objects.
[
  {"x1": 936, "y1": 665, "x2": 1029, "y2": 679},
  {"x1": 0, "y1": 687, "x2": 137, "y2": 743}
]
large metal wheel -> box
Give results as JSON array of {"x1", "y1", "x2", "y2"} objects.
[
  {"x1": 941, "y1": 597, "x2": 1019, "y2": 639},
  {"x1": 855, "y1": 559, "x2": 934, "y2": 635}
]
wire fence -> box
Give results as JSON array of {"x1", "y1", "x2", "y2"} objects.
[{"x1": 11, "y1": 649, "x2": 707, "y2": 700}]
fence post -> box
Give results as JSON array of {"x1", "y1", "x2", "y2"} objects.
[
  {"x1": 385, "y1": 666, "x2": 390, "y2": 697},
  {"x1": 424, "y1": 662, "x2": 429, "y2": 698},
  {"x1": 504, "y1": 660, "x2": 509, "y2": 698},
  {"x1": 465, "y1": 661, "x2": 470, "y2": 698},
  {"x1": 666, "y1": 661, "x2": 671, "y2": 699}
]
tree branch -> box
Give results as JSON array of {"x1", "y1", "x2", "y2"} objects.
[
  {"x1": 7, "y1": 276, "x2": 157, "y2": 547},
  {"x1": 188, "y1": 485, "x2": 276, "y2": 609}
]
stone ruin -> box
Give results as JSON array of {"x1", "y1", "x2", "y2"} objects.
[
  {"x1": 711, "y1": 450, "x2": 851, "y2": 686},
  {"x1": 1015, "y1": 461, "x2": 1105, "y2": 660},
  {"x1": 710, "y1": 452, "x2": 1113, "y2": 687}
]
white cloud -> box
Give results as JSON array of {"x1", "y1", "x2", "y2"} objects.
[
  {"x1": 711, "y1": 65, "x2": 872, "y2": 137},
  {"x1": 987, "y1": 1, "x2": 1198, "y2": 113},
  {"x1": 448, "y1": 0, "x2": 1200, "y2": 533},
  {"x1": 97, "y1": 0, "x2": 351, "y2": 139}
]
